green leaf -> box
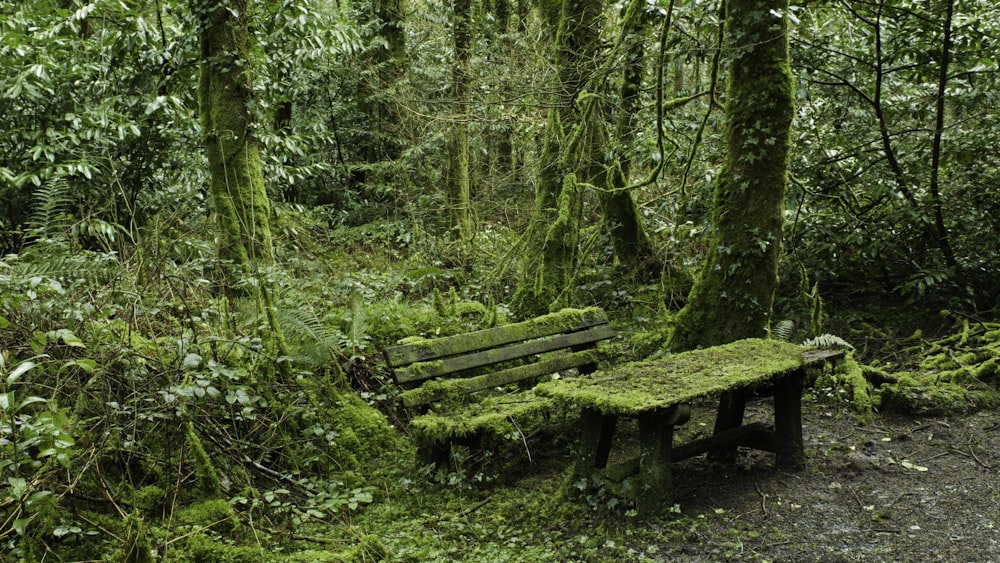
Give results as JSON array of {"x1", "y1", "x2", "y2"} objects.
[
  {"x1": 183, "y1": 353, "x2": 203, "y2": 370},
  {"x1": 7, "y1": 360, "x2": 37, "y2": 384},
  {"x1": 64, "y1": 359, "x2": 96, "y2": 374}
]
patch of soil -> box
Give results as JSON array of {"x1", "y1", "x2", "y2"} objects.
[{"x1": 638, "y1": 402, "x2": 1000, "y2": 562}]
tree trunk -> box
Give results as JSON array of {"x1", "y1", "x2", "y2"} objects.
[
  {"x1": 510, "y1": 0, "x2": 601, "y2": 318},
  {"x1": 195, "y1": 0, "x2": 275, "y2": 272},
  {"x1": 667, "y1": 0, "x2": 793, "y2": 351},
  {"x1": 602, "y1": 0, "x2": 657, "y2": 278},
  {"x1": 375, "y1": 0, "x2": 407, "y2": 161},
  {"x1": 194, "y1": 0, "x2": 286, "y2": 365},
  {"x1": 445, "y1": 0, "x2": 473, "y2": 240}
]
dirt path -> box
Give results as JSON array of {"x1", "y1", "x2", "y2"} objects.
[{"x1": 638, "y1": 406, "x2": 1000, "y2": 561}]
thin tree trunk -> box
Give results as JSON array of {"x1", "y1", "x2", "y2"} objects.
[
  {"x1": 445, "y1": 0, "x2": 473, "y2": 240},
  {"x1": 602, "y1": 0, "x2": 656, "y2": 278},
  {"x1": 667, "y1": 0, "x2": 794, "y2": 351},
  {"x1": 928, "y1": 0, "x2": 957, "y2": 268}
]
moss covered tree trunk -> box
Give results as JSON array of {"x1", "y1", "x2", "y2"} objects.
[
  {"x1": 602, "y1": 0, "x2": 656, "y2": 278},
  {"x1": 445, "y1": 0, "x2": 473, "y2": 240},
  {"x1": 375, "y1": 0, "x2": 408, "y2": 162},
  {"x1": 667, "y1": 0, "x2": 793, "y2": 351},
  {"x1": 195, "y1": 0, "x2": 275, "y2": 274},
  {"x1": 510, "y1": 0, "x2": 601, "y2": 318},
  {"x1": 195, "y1": 0, "x2": 286, "y2": 366}
]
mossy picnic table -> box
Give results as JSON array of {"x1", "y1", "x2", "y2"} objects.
[{"x1": 535, "y1": 338, "x2": 844, "y2": 516}]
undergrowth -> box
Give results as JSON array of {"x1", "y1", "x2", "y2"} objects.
[{"x1": 2, "y1": 206, "x2": 999, "y2": 562}]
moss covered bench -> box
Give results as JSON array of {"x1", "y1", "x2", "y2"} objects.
[
  {"x1": 381, "y1": 307, "x2": 615, "y2": 464},
  {"x1": 535, "y1": 339, "x2": 844, "y2": 515}
]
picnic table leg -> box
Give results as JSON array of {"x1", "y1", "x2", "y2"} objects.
[
  {"x1": 578, "y1": 407, "x2": 618, "y2": 476},
  {"x1": 636, "y1": 404, "x2": 689, "y2": 516},
  {"x1": 709, "y1": 390, "x2": 747, "y2": 462},
  {"x1": 773, "y1": 370, "x2": 806, "y2": 470}
]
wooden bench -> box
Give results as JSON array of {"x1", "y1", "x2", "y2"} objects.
[
  {"x1": 381, "y1": 307, "x2": 616, "y2": 464},
  {"x1": 535, "y1": 338, "x2": 844, "y2": 515}
]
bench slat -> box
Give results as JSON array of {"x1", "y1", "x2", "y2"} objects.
[
  {"x1": 393, "y1": 325, "x2": 615, "y2": 384},
  {"x1": 382, "y1": 307, "x2": 608, "y2": 367},
  {"x1": 399, "y1": 348, "x2": 601, "y2": 407}
]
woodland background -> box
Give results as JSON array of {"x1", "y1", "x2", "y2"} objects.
[{"x1": 1, "y1": 0, "x2": 999, "y2": 560}]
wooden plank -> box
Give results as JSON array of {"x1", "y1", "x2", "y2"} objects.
[
  {"x1": 670, "y1": 421, "x2": 772, "y2": 462},
  {"x1": 382, "y1": 307, "x2": 608, "y2": 367},
  {"x1": 801, "y1": 348, "x2": 846, "y2": 365},
  {"x1": 399, "y1": 349, "x2": 601, "y2": 407},
  {"x1": 393, "y1": 325, "x2": 615, "y2": 384}
]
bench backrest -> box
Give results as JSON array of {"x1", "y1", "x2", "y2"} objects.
[{"x1": 382, "y1": 307, "x2": 614, "y2": 407}]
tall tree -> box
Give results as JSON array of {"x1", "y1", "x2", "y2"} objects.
[
  {"x1": 667, "y1": 0, "x2": 794, "y2": 351},
  {"x1": 509, "y1": 0, "x2": 602, "y2": 317},
  {"x1": 193, "y1": 0, "x2": 286, "y2": 364},
  {"x1": 601, "y1": 0, "x2": 658, "y2": 277},
  {"x1": 445, "y1": 0, "x2": 473, "y2": 239}
]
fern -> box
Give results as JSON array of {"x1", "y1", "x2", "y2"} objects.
[
  {"x1": 26, "y1": 177, "x2": 75, "y2": 239},
  {"x1": 772, "y1": 319, "x2": 794, "y2": 342},
  {"x1": 274, "y1": 304, "x2": 344, "y2": 367},
  {"x1": 347, "y1": 290, "x2": 368, "y2": 355},
  {"x1": 802, "y1": 333, "x2": 854, "y2": 350}
]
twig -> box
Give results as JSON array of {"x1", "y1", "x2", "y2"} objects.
[
  {"x1": 753, "y1": 480, "x2": 768, "y2": 517},
  {"x1": 919, "y1": 451, "x2": 950, "y2": 463},
  {"x1": 966, "y1": 446, "x2": 992, "y2": 470},
  {"x1": 460, "y1": 496, "x2": 493, "y2": 517},
  {"x1": 508, "y1": 416, "x2": 532, "y2": 464}
]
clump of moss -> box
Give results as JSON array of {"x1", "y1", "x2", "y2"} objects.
[
  {"x1": 812, "y1": 353, "x2": 874, "y2": 418},
  {"x1": 175, "y1": 499, "x2": 240, "y2": 535},
  {"x1": 879, "y1": 374, "x2": 996, "y2": 416},
  {"x1": 323, "y1": 390, "x2": 411, "y2": 478},
  {"x1": 284, "y1": 535, "x2": 388, "y2": 563},
  {"x1": 875, "y1": 317, "x2": 1000, "y2": 416}
]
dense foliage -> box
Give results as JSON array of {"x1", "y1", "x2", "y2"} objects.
[{"x1": 1, "y1": 0, "x2": 998, "y2": 560}]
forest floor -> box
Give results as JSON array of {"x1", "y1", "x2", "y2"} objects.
[
  {"x1": 623, "y1": 401, "x2": 1000, "y2": 562},
  {"x1": 348, "y1": 397, "x2": 1000, "y2": 562}
]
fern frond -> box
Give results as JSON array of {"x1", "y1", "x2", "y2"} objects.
[
  {"x1": 772, "y1": 319, "x2": 794, "y2": 342},
  {"x1": 802, "y1": 333, "x2": 854, "y2": 350},
  {"x1": 274, "y1": 305, "x2": 344, "y2": 367},
  {"x1": 347, "y1": 290, "x2": 367, "y2": 354},
  {"x1": 13, "y1": 248, "x2": 119, "y2": 286},
  {"x1": 27, "y1": 177, "x2": 75, "y2": 237}
]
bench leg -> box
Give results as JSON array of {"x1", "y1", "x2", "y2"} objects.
[
  {"x1": 636, "y1": 408, "x2": 679, "y2": 516},
  {"x1": 709, "y1": 390, "x2": 747, "y2": 463},
  {"x1": 578, "y1": 407, "x2": 618, "y2": 476},
  {"x1": 773, "y1": 370, "x2": 806, "y2": 470}
]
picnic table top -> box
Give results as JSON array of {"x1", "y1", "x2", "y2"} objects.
[{"x1": 535, "y1": 338, "x2": 842, "y2": 416}]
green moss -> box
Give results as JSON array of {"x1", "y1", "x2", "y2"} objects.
[
  {"x1": 186, "y1": 420, "x2": 222, "y2": 499},
  {"x1": 284, "y1": 535, "x2": 388, "y2": 563},
  {"x1": 176, "y1": 499, "x2": 239, "y2": 535},
  {"x1": 879, "y1": 374, "x2": 996, "y2": 416},
  {"x1": 409, "y1": 391, "x2": 556, "y2": 445},
  {"x1": 398, "y1": 377, "x2": 462, "y2": 408},
  {"x1": 132, "y1": 485, "x2": 166, "y2": 512},
  {"x1": 323, "y1": 391, "x2": 410, "y2": 477},
  {"x1": 537, "y1": 339, "x2": 808, "y2": 416},
  {"x1": 814, "y1": 353, "x2": 873, "y2": 416},
  {"x1": 178, "y1": 533, "x2": 269, "y2": 563}
]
